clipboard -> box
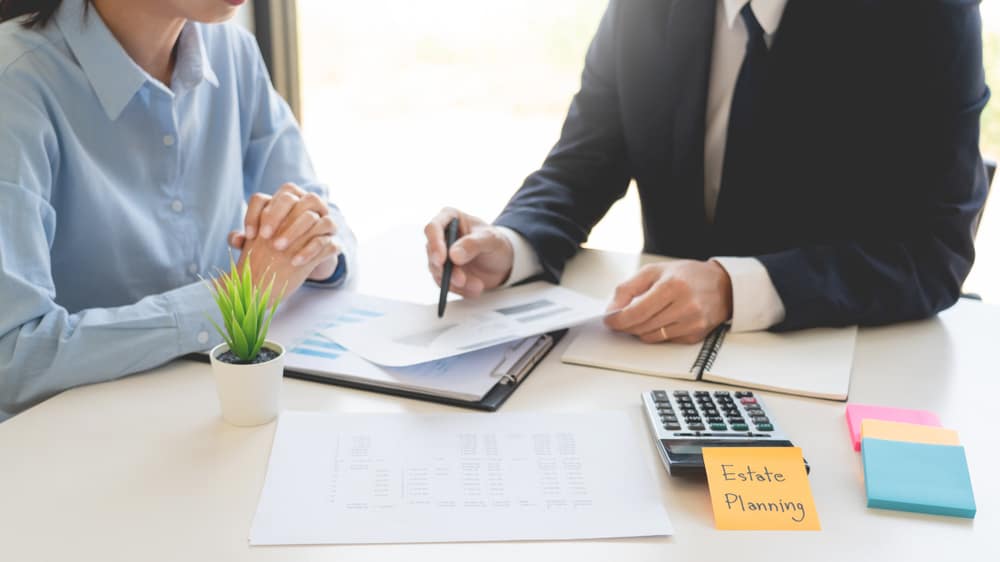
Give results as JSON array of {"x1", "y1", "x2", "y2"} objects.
[{"x1": 185, "y1": 329, "x2": 566, "y2": 412}]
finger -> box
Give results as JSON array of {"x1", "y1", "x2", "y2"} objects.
[
  {"x1": 276, "y1": 182, "x2": 307, "y2": 198},
  {"x1": 305, "y1": 239, "x2": 342, "y2": 272},
  {"x1": 639, "y1": 325, "x2": 677, "y2": 343},
  {"x1": 244, "y1": 193, "x2": 272, "y2": 239},
  {"x1": 432, "y1": 267, "x2": 484, "y2": 298},
  {"x1": 273, "y1": 210, "x2": 321, "y2": 251},
  {"x1": 606, "y1": 267, "x2": 660, "y2": 314},
  {"x1": 629, "y1": 300, "x2": 699, "y2": 337},
  {"x1": 638, "y1": 319, "x2": 707, "y2": 345},
  {"x1": 424, "y1": 207, "x2": 462, "y2": 267},
  {"x1": 227, "y1": 231, "x2": 246, "y2": 249},
  {"x1": 613, "y1": 276, "x2": 691, "y2": 331},
  {"x1": 292, "y1": 235, "x2": 339, "y2": 268},
  {"x1": 259, "y1": 191, "x2": 300, "y2": 239},
  {"x1": 449, "y1": 265, "x2": 468, "y2": 288},
  {"x1": 449, "y1": 229, "x2": 504, "y2": 266},
  {"x1": 638, "y1": 323, "x2": 680, "y2": 344}
]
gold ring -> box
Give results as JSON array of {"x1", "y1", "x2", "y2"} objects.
[{"x1": 659, "y1": 326, "x2": 668, "y2": 340}]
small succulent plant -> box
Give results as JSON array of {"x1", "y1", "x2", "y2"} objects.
[{"x1": 204, "y1": 253, "x2": 284, "y2": 362}]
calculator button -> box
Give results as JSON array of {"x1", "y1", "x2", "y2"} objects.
[
  {"x1": 751, "y1": 416, "x2": 770, "y2": 424},
  {"x1": 674, "y1": 391, "x2": 691, "y2": 397},
  {"x1": 694, "y1": 391, "x2": 710, "y2": 398},
  {"x1": 706, "y1": 417, "x2": 724, "y2": 424},
  {"x1": 740, "y1": 397, "x2": 758, "y2": 405},
  {"x1": 652, "y1": 391, "x2": 669, "y2": 401},
  {"x1": 662, "y1": 416, "x2": 678, "y2": 424},
  {"x1": 734, "y1": 391, "x2": 753, "y2": 398},
  {"x1": 684, "y1": 417, "x2": 702, "y2": 424},
  {"x1": 713, "y1": 391, "x2": 729, "y2": 397},
  {"x1": 710, "y1": 423, "x2": 728, "y2": 431},
  {"x1": 756, "y1": 423, "x2": 774, "y2": 432},
  {"x1": 664, "y1": 423, "x2": 681, "y2": 431},
  {"x1": 688, "y1": 423, "x2": 706, "y2": 431},
  {"x1": 681, "y1": 408, "x2": 698, "y2": 416},
  {"x1": 731, "y1": 423, "x2": 749, "y2": 431}
]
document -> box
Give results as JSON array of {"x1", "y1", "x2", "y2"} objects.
[
  {"x1": 249, "y1": 411, "x2": 673, "y2": 545},
  {"x1": 268, "y1": 288, "x2": 521, "y2": 400},
  {"x1": 319, "y1": 282, "x2": 606, "y2": 366}
]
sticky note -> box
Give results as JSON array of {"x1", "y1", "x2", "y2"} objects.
[
  {"x1": 845, "y1": 403, "x2": 940, "y2": 451},
  {"x1": 702, "y1": 447, "x2": 820, "y2": 530},
  {"x1": 862, "y1": 438, "x2": 976, "y2": 518},
  {"x1": 860, "y1": 419, "x2": 960, "y2": 446}
]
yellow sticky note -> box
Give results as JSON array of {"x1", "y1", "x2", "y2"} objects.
[
  {"x1": 860, "y1": 419, "x2": 960, "y2": 446},
  {"x1": 702, "y1": 447, "x2": 820, "y2": 530}
]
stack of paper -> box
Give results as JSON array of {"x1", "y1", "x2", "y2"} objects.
[
  {"x1": 249, "y1": 411, "x2": 673, "y2": 545},
  {"x1": 847, "y1": 405, "x2": 976, "y2": 519}
]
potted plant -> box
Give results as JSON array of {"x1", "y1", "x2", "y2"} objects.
[{"x1": 204, "y1": 255, "x2": 286, "y2": 427}]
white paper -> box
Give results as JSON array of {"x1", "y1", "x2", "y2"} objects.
[
  {"x1": 706, "y1": 326, "x2": 858, "y2": 400},
  {"x1": 264, "y1": 287, "x2": 522, "y2": 401},
  {"x1": 249, "y1": 411, "x2": 673, "y2": 545},
  {"x1": 562, "y1": 319, "x2": 703, "y2": 380},
  {"x1": 560, "y1": 318, "x2": 857, "y2": 401},
  {"x1": 318, "y1": 282, "x2": 606, "y2": 366}
]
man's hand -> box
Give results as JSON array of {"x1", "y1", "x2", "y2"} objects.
[
  {"x1": 604, "y1": 260, "x2": 733, "y2": 344},
  {"x1": 228, "y1": 183, "x2": 340, "y2": 282},
  {"x1": 424, "y1": 207, "x2": 515, "y2": 297}
]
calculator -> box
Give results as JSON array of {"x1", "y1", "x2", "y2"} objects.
[{"x1": 642, "y1": 389, "x2": 809, "y2": 476}]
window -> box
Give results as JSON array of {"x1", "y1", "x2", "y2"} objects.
[{"x1": 294, "y1": 1, "x2": 1000, "y2": 301}]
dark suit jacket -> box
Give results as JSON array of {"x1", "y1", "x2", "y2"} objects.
[{"x1": 494, "y1": 0, "x2": 991, "y2": 331}]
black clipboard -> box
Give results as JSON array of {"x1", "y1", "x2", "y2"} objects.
[{"x1": 184, "y1": 329, "x2": 567, "y2": 412}]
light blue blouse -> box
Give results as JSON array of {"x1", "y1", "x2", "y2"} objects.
[{"x1": 0, "y1": 0, "x2": 354, "y2": 419}]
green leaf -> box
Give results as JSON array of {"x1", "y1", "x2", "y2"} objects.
[
  {"x1": 242, "y1": 294, "x2": 258, "y2": 351},
  {"x1": 205, "y1": 315, "x2": 234, "y2": 351},
  {"x1": 230, "y1": 311, "x2": 251, "y2": 360},
  {"x1": 230, "y1": 273, "x2": 244, "y2": 327}
]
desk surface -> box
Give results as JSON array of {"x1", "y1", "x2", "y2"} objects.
[{"x1": 0, "y1": 232, "x2": 995, "y2": 561}]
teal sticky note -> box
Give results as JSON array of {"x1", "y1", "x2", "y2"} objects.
[{"x1": 862, "y1": 438, "x2": 976, "y2": 518}]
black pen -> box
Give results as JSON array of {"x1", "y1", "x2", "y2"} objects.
[{"x1": 438, "y1": 217, "x2": 460, "y2": 318}]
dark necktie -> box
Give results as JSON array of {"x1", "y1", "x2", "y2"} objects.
[{"x1": 718, "y1": 3, "x2": 769, "y2": 211}]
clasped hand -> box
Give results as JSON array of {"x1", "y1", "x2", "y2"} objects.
[{"x1": 228, "y1": 183, "x2": 341, "y2": 295}]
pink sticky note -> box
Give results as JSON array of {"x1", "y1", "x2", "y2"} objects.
[{"x1": 845, "y1": 404, "x2": 940, "y2": 451}]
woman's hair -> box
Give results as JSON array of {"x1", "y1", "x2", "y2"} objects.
[{"x1": 0, "y1": 0, "x2": 86, "y2": 29}]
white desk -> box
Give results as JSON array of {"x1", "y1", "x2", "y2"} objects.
[{"x1": 0, "y1": 238, "x2": 995, "y2": 561}]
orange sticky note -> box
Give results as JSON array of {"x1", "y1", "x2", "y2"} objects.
[
  {"x1": 702, "y1": 447, "x2": 820, "y2": 530},
  {"x1": 860, "y1": 419, "x2": 960, "y2": 446}
]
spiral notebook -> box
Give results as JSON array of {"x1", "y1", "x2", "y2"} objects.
[{"x1": 561, "y1": 320, "x2": 857, "y2": 401}]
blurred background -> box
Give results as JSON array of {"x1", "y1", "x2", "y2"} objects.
[{"x1": 278, "y1": 1, "x2": 999, "y2": 300}]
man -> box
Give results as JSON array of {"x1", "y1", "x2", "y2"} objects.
[{"x1": 426, "y1": 0, "x2": 990, "y2": 344}]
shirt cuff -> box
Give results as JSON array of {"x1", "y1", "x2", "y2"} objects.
[
  {"x1": 163, "y1": 281, "x2": 225, "y2": 354},
  {"x1": 305, "y1": 202, "x2": 356, "y2": 289},
  {"x1": 711, "y1": 256, "x2": 786, "y2": 332},
  {"x1": 496, "y1": 226, "x2": 544, "y2": 287},
  {"x1": 307, "y1": 253, "x2": 347, "y2": 288}
]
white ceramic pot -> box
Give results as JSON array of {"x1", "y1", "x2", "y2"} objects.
[{"x1": 209, "y1": 341, "x2": 285, "y2": 427}]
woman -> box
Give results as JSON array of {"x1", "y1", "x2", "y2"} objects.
[{"x1": 0, "y1": 0, "x2": 355, "y2": 419}]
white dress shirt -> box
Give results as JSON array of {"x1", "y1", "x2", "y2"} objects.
[{"x1": 498, "y1": 0, "x2": 788, "y2": 332}]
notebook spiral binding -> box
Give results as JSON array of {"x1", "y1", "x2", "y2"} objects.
[{"x1": 693, "y1": 324, "x2": 730, "y2": 374}]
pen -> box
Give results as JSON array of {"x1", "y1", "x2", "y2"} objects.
[{"x1": 438, "y1": 217, "x2": 460, "y2": 318}]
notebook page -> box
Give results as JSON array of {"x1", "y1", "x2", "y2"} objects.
[
  {"x1": 705, "y1": 326, "x2": 858, "y2": 400},
  {"x1": 561, "y1": 319, "x2": 701, "y2": 380}
]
